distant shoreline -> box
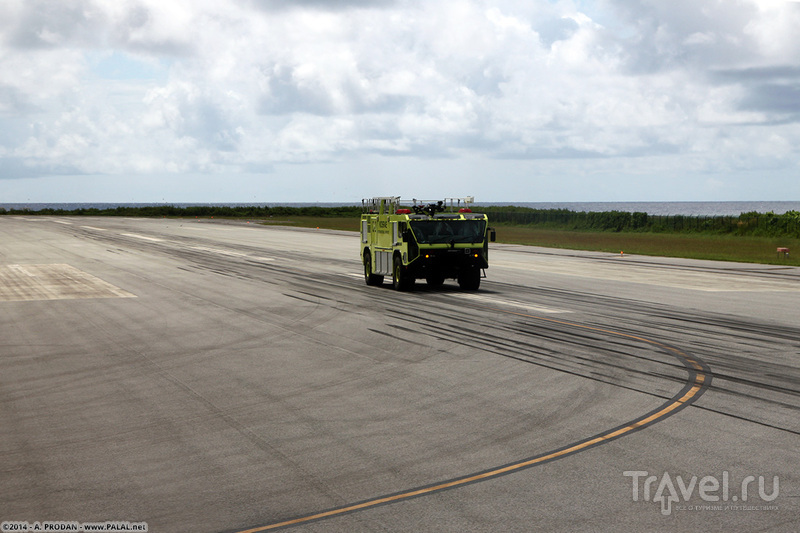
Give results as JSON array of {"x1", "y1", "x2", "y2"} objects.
[{"x1": 2, "y1": 200, "x2": 799, "y2": 217}]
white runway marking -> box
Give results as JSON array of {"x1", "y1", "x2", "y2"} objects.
[
  {"x1": 190, "y1": 245, "x2": 274, "y2": 262},
  {"x1": 342, "y1": 273, "x2": 571, "y2": 312},
  {"x1": 181, "y1": 225, "x2": 236, "y2": 231},
  {"x1": 492, "y1": 257, "x2": 800, "y2": 292},
  {"x1": 121, "y1": 233, "x2": 164, "y2": 242},
  {"x1": 191, "y1": 246, "x2": 246, "y2": 257},
  {"x1": 451, "y1": 292, "x2": 572, "y2": 313}
]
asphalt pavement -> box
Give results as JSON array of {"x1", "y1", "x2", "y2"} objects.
[{"x1": 1, "y1": 216, "x2": 797, "y2": 532}]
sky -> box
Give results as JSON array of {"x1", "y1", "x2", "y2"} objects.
[{"x1": 1, "y1": 0, "x2": 799, "y2": 203}]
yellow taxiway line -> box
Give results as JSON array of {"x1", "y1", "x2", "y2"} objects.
[{"x1": 236, "y1": 307, "x2": 710, "y2": 532}]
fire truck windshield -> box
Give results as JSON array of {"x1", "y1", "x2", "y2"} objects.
[{"x1": 409, "y1": 219, "x2": 486, "y2": 244}]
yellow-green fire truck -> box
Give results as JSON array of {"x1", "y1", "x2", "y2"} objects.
[{"x1": 361, "y1": 196, "x2": 495, "y2": 291}]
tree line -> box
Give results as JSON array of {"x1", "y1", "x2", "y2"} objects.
[
  {"x1": 1, "y1": 204, "x2": 798, "y2": 238},
  {"x1": 476, "y1": 207, "x2": 800, "y2": 238}
]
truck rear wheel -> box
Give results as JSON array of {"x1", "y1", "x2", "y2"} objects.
[
  {"x1": 364, "y1": 253, "x2": 384, "y2": 286},
  {"x1": 458, "y1": 267, "x2": 481, "y2": 291},
  {"x1": 393, "y1": 255, "x2": 414, "y2": 291}
]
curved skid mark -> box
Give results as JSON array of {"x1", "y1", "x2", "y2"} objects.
[{"x1": 235, "y1": 307, "x2": 711, "y2": 532}]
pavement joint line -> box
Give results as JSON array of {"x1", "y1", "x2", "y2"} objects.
[{"x1": 234, "y1": 306, "x2": 711, "y2": 532}]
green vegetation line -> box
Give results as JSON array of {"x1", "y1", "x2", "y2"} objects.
[{"x1": 3, "y1": 204, "x2": 797, "y2": 265}]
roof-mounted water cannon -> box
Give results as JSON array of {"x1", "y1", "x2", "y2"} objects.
[{"x1": 411, "y1": 200, "x2": 445, "y2": 217}]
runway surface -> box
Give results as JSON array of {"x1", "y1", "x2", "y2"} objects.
[{"x1": 1, "y1": 216, "x2": 798, "y2": 532}]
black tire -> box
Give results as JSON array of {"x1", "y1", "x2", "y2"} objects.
[
  {"x1": 393, "y1": 255, "x2": 414, "y2": 291},
  {"x1": 364, "y1": 253, "x2": 384, "y2": 286},
  {"x1": 457, "y1": 267, "x2": 481, "y2": 291}
]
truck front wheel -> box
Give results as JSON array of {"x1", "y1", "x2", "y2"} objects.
[{"x1": 393, "y1": 256, "x2": 414, "y2": 291}]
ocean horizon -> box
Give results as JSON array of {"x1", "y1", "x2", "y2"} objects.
[{"x1": 1, "y1": 200, "x2": 799, "y2": 217}]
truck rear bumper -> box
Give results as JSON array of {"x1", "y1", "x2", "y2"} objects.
[{"x1": 408, "y1": 248, "x2": 487, "y2": 279}]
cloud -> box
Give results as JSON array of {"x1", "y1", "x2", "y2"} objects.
[
  {"x1": 240, "y1": 0, "x2": 399, "y2": 12},
  {"x1": 0, "y1": 0, "x2": 799, "y2": 201},
  {"x1": 601, "y1": 0, "x2": 761, "y2": 72},
  {"x1": 0, "y1": 155, "x2": 83, "y2": 179},
  {"x1": 710, "y1": 65, "x2": 800, "y2": 123}
]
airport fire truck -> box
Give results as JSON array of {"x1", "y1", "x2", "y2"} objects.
[{"x1": 361, "y1": 196, "x2": 495, "y2": 291}]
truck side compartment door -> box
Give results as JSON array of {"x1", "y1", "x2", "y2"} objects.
[{"x1": 375, "y1": 251, "x2": 392, "y2": 275}]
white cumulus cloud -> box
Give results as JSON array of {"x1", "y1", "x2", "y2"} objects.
[{"x1": 0, "y1": 0, "x2": 799, "y2": 200}]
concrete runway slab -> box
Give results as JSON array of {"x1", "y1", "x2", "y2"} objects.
[{"x1": 0, "y1": 264, "x2": 135, "y2": 301}]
